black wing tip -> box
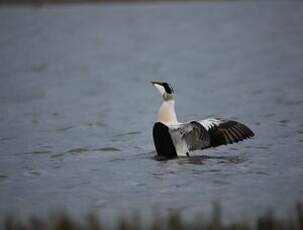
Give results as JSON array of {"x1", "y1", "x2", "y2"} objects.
[
  {"x1": 239, "y1": 124, "x2": 255, "y2": 138},
  {"x1": 210, "y1": 122, "x2": 255, "y2": 148}
]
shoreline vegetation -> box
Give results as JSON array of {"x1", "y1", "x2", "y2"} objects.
[
  {"x1": 0, "y1": 0, "x2": 239, "y2": 5},
  {"x1": 3, "y1": 202, "x2": 303, "y2": 230}
]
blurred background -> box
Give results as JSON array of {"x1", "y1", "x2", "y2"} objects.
[
  {"x1": 0, "y1": 0, "x2": 303, "y2": 228},
  {"x1": 1, "y1": 0, "x2": 302, "y2": 5}
]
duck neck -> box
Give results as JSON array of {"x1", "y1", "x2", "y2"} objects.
[{"x1": 157, "y1": 100, "x2": 178, "y2": 125}]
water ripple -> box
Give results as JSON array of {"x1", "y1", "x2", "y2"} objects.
[
  {"x1": 14, "y1": 150, "x2": 52, "y2": 156},
  {"x1": 0, "y1": 136, "x2": 17, "y2": 141},
  {"x1": 113, "y1": 131, "x2": 141, "y2": 137},
  {"x1": 66, "y1": 147, "x2": 121, "y2": 154}
]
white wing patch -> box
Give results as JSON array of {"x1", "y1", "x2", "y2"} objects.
[{"x1": 198, "y1": 118, "x2": 223, "y2": 131}]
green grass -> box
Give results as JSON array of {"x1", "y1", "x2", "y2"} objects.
[{"x1": 3, "y1": 202, "x2": 303, "y2": 230}]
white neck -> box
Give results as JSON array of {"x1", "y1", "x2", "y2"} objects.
[{"x1": 157, "y1": 100, "x2": 178, "y2": 125}]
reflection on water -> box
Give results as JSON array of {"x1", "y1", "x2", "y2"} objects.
[
  {"x1": 155, "y1": 155, "x2": 246, "y2": 166},
  {"x1": 0, "y1": 1, "x2": 303, "y2": 224}
]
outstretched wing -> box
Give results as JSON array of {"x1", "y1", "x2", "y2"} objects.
[
  {"x1": 167, "y1": 118, "x2": 254, "y2": 155},
  {"x1": 199, "y1": 118, "x2": 254, "y2": 147},
  {"x1": 168, "y1": 121, "x2": 211, "y2": 154}
]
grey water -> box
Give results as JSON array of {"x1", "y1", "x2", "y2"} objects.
[{"x1": 0, "y1": 1, "x2": 303, "y2": 225}]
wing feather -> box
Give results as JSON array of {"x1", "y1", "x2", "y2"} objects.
[
  {"x1": 228, "y1": 128, "x2": 239, "y2": 141},
  {"x1": 225, "y1": 130, "x2": 234, "y2": 143},
  {"x1": 199, "y1": 118, "x2": 254, "y2": 148},
  {"x1": 230, "y1": 127, "x2": 242, "y2": 139}
]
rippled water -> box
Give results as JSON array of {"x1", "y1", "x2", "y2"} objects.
[{"x1": 0, "y1": 1, "x2": 303, "y2": 224}]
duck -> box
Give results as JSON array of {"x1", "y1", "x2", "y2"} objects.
[{"x1": 150, "y1": 80, "x2": 254, "y2": 159}]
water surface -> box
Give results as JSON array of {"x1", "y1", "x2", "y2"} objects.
[{"x1": 0, "y1": 1, "x2": 303, "y2": 224}]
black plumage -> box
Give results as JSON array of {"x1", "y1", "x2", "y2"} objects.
[{"x1": 152, "y1": 122, "x2": 177, "y2": 159}]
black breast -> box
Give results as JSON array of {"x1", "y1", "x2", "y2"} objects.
[{"x1": 152, "y1": 122, "x2": 177, "y2": 159}]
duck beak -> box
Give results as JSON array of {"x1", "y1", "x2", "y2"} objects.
[{"x1": 150, "y1": 80, "x2": 163, "y2": 85}]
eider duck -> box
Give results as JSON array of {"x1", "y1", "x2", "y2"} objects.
[{"x1": 151, "y1": 81, "x2": 254, "y2": 159}]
